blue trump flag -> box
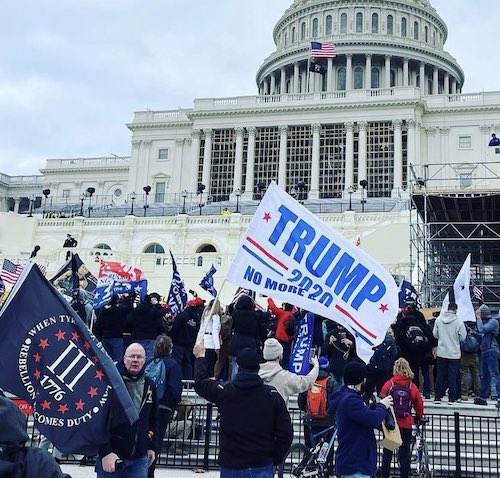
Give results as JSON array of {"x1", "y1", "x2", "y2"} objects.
[
  {"x1": 167, "y1": 251, "x2": 187, "y2": 315},
  {"x1": 93, "y1": 279, "x2": 148, "y2": 309},
  {"x1": 289, "y1": 312, "x2": 315, "y2": 375},
  {"x1": 199, "y1": 265, "x2": 217, "y2": 297},
  {"x1": 398, "y1": 279, "x2": 421, "y2": 309},
  {"x1": 0, "y1": 262, "x2": 138, "y2": 455}
]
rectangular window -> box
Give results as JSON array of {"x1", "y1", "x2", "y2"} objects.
[
  {"x1": 158, "y1": 149, "x2": 169, "y2": 160},
  {"x1": 62, "y1": 189, "x2": 71, "y2": 199},
  {"x1": 458, "y1": 136, "x2": 472, "y2": 149},
  {"x1": 459, "y1": 173, "x2": 472, "y2": 189},
  {"x1": 155, "y1": 182, "x2": 165, "y2": 202}
]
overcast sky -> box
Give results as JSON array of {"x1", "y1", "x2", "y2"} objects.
[{"x1": 0, "y1": 0, "x2": 498, "y2": 176}]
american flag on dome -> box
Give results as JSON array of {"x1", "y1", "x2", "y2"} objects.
[
  {"x1": 1, "y1": 259, "x2": 24, "y2": 286},
  {"x1": 310, "y1": 41, "x2": 336, "y2": 58}
]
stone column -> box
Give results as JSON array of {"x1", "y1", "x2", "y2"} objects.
[
  {"x1": 403, "y1": 58, "x2": 409, "y2": 87},
  {"x1": 432, "y1": 67, "x2": 439, "y2": 95},
  {"x1": 243, "y1": 127, "x2": 257, "y2": 199},
  {"x1": 426, "y1": 127, "x2": 437, "y2": 167},
  {"x1": 385, "y1": 55, "x2": 391, "y2": 88},
  {"x1": 327, "y1": 58, "x2": 334, "y2": 91},
  {"x1": 141, "y1": 139, "x2": 152, "y2": 190},
  {"x1": 270, "y1": 73, "x2": 276, "y2": 95},
  {"x1": 440, "y1": 127, "x2": 450, "y2": 166},
  {"x1": 392, "y1": 119, "x2": 403, "y2": 196},
  {"x1": 278, "y1": 125, "x2": 288, "y2": 188},
  {"x1": 232, "y1": 127, "x2": 244, "y2": 195},
  {"x1": 365, "y1": 54, "x2": 372, "y2": 89},
  {"x1": 346, "y1": 54, "x2": 353, "y2": 91},
  {"x1": 280, "y1": 67, "x2": 286, "y2": 95},
  {"x1": 407, "y1": 119, "x2": 416, "y2": 169},
  {"x1": 128, "y1": 139, "x2": 142, "y2": 195},
  {"x1": 444, "y1": 72, "x2": 450, "y2": 95},
  {"x1": 419, "y1": 62, "x2": 426, "y2": 93},
  {"x1": 480, "y1": 124, "x2": 490, "y2": 161},
  {"x1": 358, "y1": 121, "x2": 368, "y2": 186},
  {"x1": 190, "y1": 130, "x2": 201, "y2": 192},
  {"x1": 293, "y1": 62, "x2": 300, "y2": 93},
  {"x1": 451, "y1": 78, "x2": 457, "y2": 94},
  {"x1": 201, "y1": 129, "x2": 213, "y2": 189},
  {"x1": 309, "y1": 124, "x2": 321, "y2": 199},
  {"x1": 0, "y1": 196, "x2": 6, "y2": 212},
  {"x1": 13, "y1": 197, "x2": 21, "y2": 213},
  {"x1": 263, "y1": 79, "x2": 269, "y2": 95},
  {"x1": 345, "y1": 122, "x2": 354, "y2": 190}
]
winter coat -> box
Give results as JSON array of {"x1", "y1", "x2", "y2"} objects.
[
  {"x1": 433, "y1": 311, "x2": 466, "y2": 359},
  {"x1": 268, "y1": 298, "x2": 293, "y2": 343},
  {"x1": 194, "y1": 357, "x2": 293, "y2": 468},
  {"x1": 127, "y1": 303, "x2": 166, "y2": 340},
  {"x1": 229, "y1": 307, "x2": 260, "y2": 357},
  {"x1": 196, "y1": 313, "x2": 221, "y2": 350},
  {"x1": 330, "y1": 386, "x2": 387, "y2": 477},
  {"x1": 323, "y1": 329, "x2": 355, "y2": 377},
  {"x1": 169, "y1": 304, "x2": 202, "y2": 348},
  {"x1": 158, "y1": 355, "x2": 183, "y2": 413},
  {"x1": 394, "y1": 311, "x2": 435, "y2": 362},
  {"x1": 94, "y1": 302, "x2": 132, "y2": 339},
  {"x1": 379, "y1": 373, "x2": 424, "y2": 429},
  {"x1": 476, "y1": 316, "x2": 499, "y2": 353},
  {"x1": 258, "y1": 360, "x2": 319, "y2": 404}
]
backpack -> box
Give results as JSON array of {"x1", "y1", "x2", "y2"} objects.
[
  {"x1": 405, "y1": 325, "x2": 429, "y2": 351},
  {"x1": 390, "y1": 381, "x2": 412, "y2": 418},
  {"x1": 306, "y1": 376, "x2": 330, "y2": 419},
  {"x1": 461, "y1": 328, "x2": 480, "y2": 353},
  {"x1": 145, "y1": 358, "x2": 167, "y2": 400}
]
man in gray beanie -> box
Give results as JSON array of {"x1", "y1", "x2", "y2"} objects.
[{"x1": 259, "y1": 338, "x2": 319, "y2": 404}]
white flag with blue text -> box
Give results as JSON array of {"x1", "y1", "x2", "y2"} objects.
[{"x1": 226, "y1": 182, "x2": 399, "y2": 363}]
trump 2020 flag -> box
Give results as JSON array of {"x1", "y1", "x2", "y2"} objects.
[
  {"x1": 226, "y1": 182, "x2": 399, "y2": 363},
  {"x1": 167, "y1": 251, "x2": 188, "y2": 315},
  {"x1": 398, "y1": 280, "x2": 421, "y2": 309},
  {"x1": 0, "y1": 262, "x2": 138, "y2": 455},
  {"x1": 289, "y1": 312, "x2": 315, "y2": 375},
  {"x1": 441, "y1": 254, "x2": 475, "y2": 323},
  {"x1": 200, "y1": 265, "x2": 217, "y2": 297},
  {"x1": 99, "y1": 260, "x2": 143, "y2": 282},
  {"x1": 93, "y1": 278, "x2": 148, "y2": 309}
]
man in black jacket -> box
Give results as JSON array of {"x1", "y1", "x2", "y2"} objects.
[
  {"x1": 194, "y1": 343, "x2": 293, "y2": 478},
  {"x1": 97, "y1": 343, "x2": 157, "y2": 477}
]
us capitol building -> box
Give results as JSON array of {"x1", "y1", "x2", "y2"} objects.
[{"x1": 1, "y1": 0, "x2": 499, "y2": 305}]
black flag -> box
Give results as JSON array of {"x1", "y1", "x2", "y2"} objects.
[{"x1": 309, "y1": 60, "x2": 325, "y2": 74}]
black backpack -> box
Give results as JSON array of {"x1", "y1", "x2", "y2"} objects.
[{"x1": 405, "y1": 325, "x2": 429, "y2": 351}]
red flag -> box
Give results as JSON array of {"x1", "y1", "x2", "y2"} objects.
[{"x1": 98, "y1": 260, "x2": 143, "y2": 282}]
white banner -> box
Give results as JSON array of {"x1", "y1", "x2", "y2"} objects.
[
  {"x1": 441, "y1": 254, "x2": 475, "y2": 322},
  {"x1": 226, "y1": 182, "x2": 399, "y2": 363}
]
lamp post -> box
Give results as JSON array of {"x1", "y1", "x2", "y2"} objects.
[
  {"x1": 28, "y1": 194, "x2": 35, "y2": 217},
  {"x1": 42, "y1": 188, "x2": 50, "y2": 218},
  {"x1": 79, "y1": 193, "x2": 86, "y2": 216},
  {"x1": 143, "y1": 185, "x2": 151, "y2": 216},
  {"x1": 86, "y1": 187, "x2": 95, "y2": 218},
  {"x1": 346, "y1": 186, "x2": 354, "y2": 211},
  {"x1": 197, "y1": 184, "x2": 205, "y2": 216},
  {"x1": 130, "y1": 191, "x2": 137, "y2": 215},
  {"x1": 181, "y1": 190, "x2": 188, "y2": 214},
  {"x1": 359, "y1": 180, "x2": 368, "y2": 213},
  {"x1": 235, "y1": 189, "x2": 241, "y2": 213}
]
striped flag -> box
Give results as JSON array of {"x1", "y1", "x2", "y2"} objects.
[
  {"x1": 0, "y1": 276, "x2": 5, "y2": 297},
  {"x1": 471, "y1": 279, "x2": 483, "y2": 301},
  {"x1": 230, "y1": 287, "x2": 264, "y2": 311},
  {"x1": 0, "y1": 259, "x2": 24, "y2": 286},
  {"x1": 310, "y1": 41, "x2": 336, "y2": 59}
]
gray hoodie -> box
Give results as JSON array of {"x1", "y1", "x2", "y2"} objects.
[
  {"x1": 258, "y1": 360, "x2": 319, "y2": 405},
  {"x1": 433, "y1": 310, "x2": 466, "y2": 359}
]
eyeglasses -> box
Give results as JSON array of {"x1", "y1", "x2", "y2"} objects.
[{"x1": 125, "y1": 354, "x2": 145, "y2": 361}]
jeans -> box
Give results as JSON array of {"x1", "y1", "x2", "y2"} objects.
[
  {"x1": 148, "y1": 407, "x2": 173, "y2": 478},
  {"x1": 96, "y1": 454, "x2": 148, "y2": 478},
  {"x1": 220, "y1": 464, "x2": 275, "y2": 478},
  {"x1": 102, "y1": 337, "x2": 124, "y2": 362},
  {"x1": 480, "y1": 350, "x2": 500, "y2": 400},
  {"x1": 435, "y1": 357, "x2": 460, "y2": 401},
  {"x1": 380, "y1": 428, "x2": 413, "y2": 478}
]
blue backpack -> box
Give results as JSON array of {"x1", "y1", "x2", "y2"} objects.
[{"x1": 145, "y1": 358, "x2": 167, "y2": 400}]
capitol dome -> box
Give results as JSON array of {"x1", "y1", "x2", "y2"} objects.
[{"x1": 256, "y1": 0, "x2": 464, "y2": 95}]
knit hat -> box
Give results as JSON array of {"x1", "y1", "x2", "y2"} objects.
[
  {"x1": 235, "y1": 294, "x2": 254, "y2": 310},
  {"x1": 344, "y1": 361, "x2": 367, "y2": 386},
  {"x1": 479, "y1": 304, "x2": 492, "y2": 318},
  {"x1": 0, "y1": 396, "x2": 29, "y2": 444},
  {"x1": 318, "y1": 357, "x2": 329, "y2": 370},
  {"x1": 263, "y1": 338, "x2": 283, "y2": 360},
  {"x1": 236, "y1": 347, "x2": 260, "y2": 372}
]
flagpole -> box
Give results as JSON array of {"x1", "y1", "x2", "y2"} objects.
[{"x1": 307, "y1": 43, "x2": 311, "y2": 94}]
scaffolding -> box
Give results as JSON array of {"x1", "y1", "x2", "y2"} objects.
[{"x1": 410, "y1": 160, "x2": 500, "y2": 308}]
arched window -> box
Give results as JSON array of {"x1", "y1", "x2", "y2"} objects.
[
  {"x1": 390, "y1": 69, "x2": 396, "y2": 87},
  {"x1": 432, "y1": 30, "x2": 436, "y2": 46},
  {"x1": 284, "y1": 31, "x2": 288, "y2": 46},
  {"x1": 291, "y1": 26, "x2": 296, "y2": 43},
  {"x1": 144, "y1": 243, "x2": 165, "y2": 254},
  {"x1": 94, "y1": 243, "x2": 111, "y2": 250},
  {"x1": 413, "y1": 21, "x2": 419, "y2": 40},
  {"x1": 387, "y1": 15, "x2": 394, "y2": 34},
  {"x1": 356, "y1": 12, "x2": 363, "y2": 33},
  {"x1": 301, "y1": 22, "x2": 306, "y2": 40},
  {"x1": 340, "y1": 13, "x2": 348, "y2": 33},
  {"x1": 353, "y1": 66, "x2": 364, "y2": 89},
  {"x1": 401, "y1": 18, "x2": 407, "y2": 37},
  {"x1": 371, "y1": 67, "x2": 380, "y2": 89},
  {"x1": 312, "y1": 18, "x2": 319, "y2": 38},
  {"x1": 424, "y1": 26, "x2": 428, "y2": 43},
  {"x1": 372, "y1": 13, "x2": 379, "y2": 33},
  {"x1": 196, "y1": 244, "x2": 217, "y2": 253},
  {"x1": 337, "y1": 68, "x2": 346, "y2": 90},
  {"x1": 325, "y1": 15, "x2": 333, "y2": 36}
]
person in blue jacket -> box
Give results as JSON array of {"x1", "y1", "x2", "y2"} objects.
[{"x1": 330, "y1": 361, "x2": 393, "y2": 478}]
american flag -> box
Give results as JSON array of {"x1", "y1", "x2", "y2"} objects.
[
  {"x1": 231, "y1": 287, "x2": 264, "y2": 311},
  {"x1": 471, "y1": 279, "x2": 483, "y2": 301},
  {"x1": 310, "y1": 41, "x2": 336, "y2": 59},
  {"x1": 0, "y1": 259, "x2": 24, "y2": 285}
]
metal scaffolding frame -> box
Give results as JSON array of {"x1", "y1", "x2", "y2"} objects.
[{"x1": 409, "y1": 161, "x2": 500, "y2": 308}]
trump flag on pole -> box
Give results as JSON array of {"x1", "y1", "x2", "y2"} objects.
[
  {"x1": 0, "y1": 262, "x2": 138, "y2": 455},
  {"x1": 225, "y1": 182, "x2": 399, "y2": 363}
]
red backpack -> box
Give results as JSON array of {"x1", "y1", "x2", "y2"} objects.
[{"x1": 306, "y1": 376, "x2": 330, "y2": 419}]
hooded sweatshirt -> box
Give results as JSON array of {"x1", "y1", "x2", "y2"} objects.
[
  {"x1": 433, "y1": 310, "x2": 466, "y2": 359},
  {"x1": 258, "y1": 360, "x2": 319, "y2": 404}
]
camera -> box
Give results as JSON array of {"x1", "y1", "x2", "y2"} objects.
[{"x1": 339, "y1": 332, "x2": 347, "y2": 340}]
